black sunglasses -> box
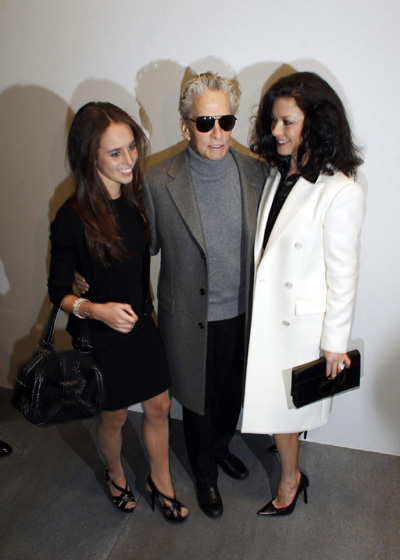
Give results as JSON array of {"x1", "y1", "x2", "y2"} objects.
[{"x1": 189, "y1": 114, "x2": 237, "y2": 133}]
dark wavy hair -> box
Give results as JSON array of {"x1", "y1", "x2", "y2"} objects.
[
  {"x1": 67, "y1": 102, "x2": 150, "y2": 265},
  {"x1": 250, "y1": 72, "x2": 363, "y2": 180}
]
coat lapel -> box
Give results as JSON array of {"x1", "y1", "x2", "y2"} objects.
[
  {"x1": 231, "y1": 149, "x2": 266, "y2": 248},
  {"x1": 254, "y1": 170, "x2": 280, "y2": 266},
  {"x1": 258, "y1": 172, "x2": 325, "y2": 261},
  {"x1": 165, "y1": 148, "x2": 265, "y2": 256},
  {"x1": 165, "y1": 150, "x2": 207, "y2": 253}
]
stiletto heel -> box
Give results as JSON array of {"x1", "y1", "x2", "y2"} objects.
[
  {"x1": 105, "y1": 467, "x2": 136, "y2": 513},
  {"x1": 148, "y1": 485, "x2": 156, "y2": 511},
  {"x1": 145, "y1": 475, "x2": 188, "y2": 523},
  {"x1": 257, "y1": 472, "x2": 309, "y2": 516}
]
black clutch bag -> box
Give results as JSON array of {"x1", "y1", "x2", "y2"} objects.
[
  {"x1": 12, "y1": 304, "x2": 105, "y2": 425},
  {"x1": 291, "y1": 349, "x2": 361, "y2": 409}
]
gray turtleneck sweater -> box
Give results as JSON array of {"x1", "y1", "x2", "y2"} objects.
[{"x1": 188, "y1": 145, "x2": 244, "y2": 321}]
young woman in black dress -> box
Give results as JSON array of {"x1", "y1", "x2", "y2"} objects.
[{"x1": 48, "y1": 102, "x2": 188, "y2": 522}]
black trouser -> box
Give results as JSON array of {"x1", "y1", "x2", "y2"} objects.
[{"x1": 182, "y1": 313, "x2": 245, "y2": 488}]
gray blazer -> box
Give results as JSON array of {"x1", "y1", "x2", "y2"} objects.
[{"x1": 141, "y1": 147, "x2": 268, "y2": 414}]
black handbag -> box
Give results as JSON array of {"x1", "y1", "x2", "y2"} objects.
[
  {"x1": 291, "y1": 349, "x2": 361, "y2": 409},
  {"x1": 12, "y1": 304, "x2": 104, "y2": 425}
]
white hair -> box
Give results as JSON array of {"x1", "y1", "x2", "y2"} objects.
[{"x1": 179, "y1": 72, "x2": 240, "y2": 120}]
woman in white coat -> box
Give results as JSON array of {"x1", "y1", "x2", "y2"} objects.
[{"x1": 242, "y1": 72, "x2": 364, "y2": 516}]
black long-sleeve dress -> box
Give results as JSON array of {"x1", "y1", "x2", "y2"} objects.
[{"x1": 48, "y1": 193, "x2": 171, "y2": 411}]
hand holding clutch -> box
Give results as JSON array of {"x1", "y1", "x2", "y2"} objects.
[{"x1": 291, "y1": 349, "x2": 361, "y2": 409}]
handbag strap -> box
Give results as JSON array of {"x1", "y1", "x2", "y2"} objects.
[{"x1": 38, "y1": 304, "x2": 93, "y2": 353}]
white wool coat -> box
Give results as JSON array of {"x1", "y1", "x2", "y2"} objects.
[{"x1": 241, "y1": 168, "x2": 365, "y2": 434}]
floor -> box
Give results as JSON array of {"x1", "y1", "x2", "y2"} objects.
[{"x1": 0, "y1": 387, "x2": 399, "y2": 560}]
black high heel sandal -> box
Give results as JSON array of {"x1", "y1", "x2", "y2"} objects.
[
  {"x1": 105, "y1": 467, "x2": 136, "y2": 513},
  {"x1": 146, "y1": 475, "x2": 188, "y2": 523},
  {"x1": 257, "y1": 472, "x2": 309, "y2": 516}
]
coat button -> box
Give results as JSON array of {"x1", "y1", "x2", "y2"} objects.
[
  {"x1": 281, "y1": 320, "x2": 290, "y2": 327},
  {"x1": 284, "y1": 281, "x2": 293, "y2": 289},
  {"x1": 198, "y1": 322, "x2": 205, "y2": 329},
  {"x1": 294, "y1": 242, "x2": 303, "y2": 249},
  {"x1": 199, "y1": 288, "x2": 206, "y2": 295},
  {"x1": 201, "y1": 252, "x2": 206, "y2": 259}
]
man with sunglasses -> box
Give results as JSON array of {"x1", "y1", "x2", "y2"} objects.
[{"x1": 141, "y1": 72, "x2": 268, "y2": 518}]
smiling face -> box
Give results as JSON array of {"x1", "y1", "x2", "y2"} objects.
[
  {"x1": 180, "y1": 89, "x2": 233, "y2": 161},
  {"x1": 271, "y1": 96, "x2": 305, "y2": 172},
  {"x1": 96, "y1": 122, "x2": 138, "y2": 198}
]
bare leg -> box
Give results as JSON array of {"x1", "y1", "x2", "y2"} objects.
[
  {"x1": 142, "y1": 390, "x2": 188, "y2": 518},
  {"x1": 273, "y1": 432, "x2": 301, "y2": 508},
  {"x1": 97, "y1": 408, "x2": 135, "y2": 510},
  {"x1": 142, "y1": 391, "x2": 172, "y2": 494}
]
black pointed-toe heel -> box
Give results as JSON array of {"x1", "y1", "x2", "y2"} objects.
[
  {"x1": 257, "y1": 472, "x2": 309, "y2": 516},
  {"x1": 146, "y1": 475, "x2": 188, "y2": 523},
  {"x1": 105, "y1": 467, "x2": 136, "y2": 513}
]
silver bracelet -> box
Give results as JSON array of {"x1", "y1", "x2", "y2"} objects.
[
  {"x1": 72, "y1": 297, "x2": 90, "y2": 319},
  {"x1": 83, "y1": 302, "x2": 91, "y2": 319}
]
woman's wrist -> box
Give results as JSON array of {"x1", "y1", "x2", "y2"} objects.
[
  {"x1": 81, "y1": 300, "x2": 92, "y2": 319},
  {"x1": 72, "y1": 297, "x2": 92, "y2": 319},
  {"x1": 86, "y1": 302, "x2": 101, "y2": 321}
]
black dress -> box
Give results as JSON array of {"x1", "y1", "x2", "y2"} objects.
[{"x1": 48, "y1": 194, "x2": 171, "y2": 411}]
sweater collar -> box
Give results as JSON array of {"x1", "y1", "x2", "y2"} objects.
[{"x1": 187, "y1": 144, "x2": 233, "y2": 177}]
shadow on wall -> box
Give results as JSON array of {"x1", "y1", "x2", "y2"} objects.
[
  {"x1": 0, "y1": 86, "x2": 74, "y2": 387},
  {"x1": 2, "y1": 58, "x2": 366, "y2": 395},
  {"x1": 1, "y1": 61, "x2": 296, "y2": 390},
  {"x1": 0, "y1": 79, "x2": 150, "y2": 388},
  {"x1": 371, "y1": 340, "x2": 400, "y2": 455},
  {"x1": 134, "y1": 57, "x2": 297, "y2": 163},
  {"x1": 1, "y1": 80, "x2": 148, "y2": 388},
  {"x1": 132, "y1": 58, "x2": 298, "y2": 318},
  {"x1": 1, "y1": 60, "x2": 300, "y2": 387}
]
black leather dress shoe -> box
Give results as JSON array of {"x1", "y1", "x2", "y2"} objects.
[
  {"x1": 0, "y1": 440, "x2": 12, "y2": 457},
  {"x1": 196, "y1": 484, "x2": 223, "y2": 517},
  {"x1": 216, "y1": 453, "x2": 249, "y2": 480}
]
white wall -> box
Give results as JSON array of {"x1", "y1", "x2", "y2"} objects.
[{"x1": 1, "y1": 0, "x2": 399, "y2": 456}]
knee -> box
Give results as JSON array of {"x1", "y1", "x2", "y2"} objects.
[
  {"x1": 143, "y1": 392, "x2": 170, "y2": 421},
  {"x1": 100, "y1": 409, "x2": 128, "y2": 431}
]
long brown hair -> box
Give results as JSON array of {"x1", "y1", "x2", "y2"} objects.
[
  {"x1": 250, "y1": 72, "x2": 363, "y2": 180},
  {"x1": 67, "y1": 102, "x2": 150, "y2": 265}
]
